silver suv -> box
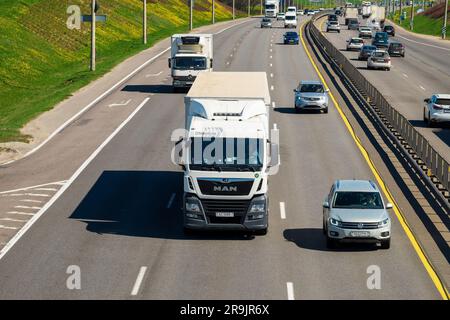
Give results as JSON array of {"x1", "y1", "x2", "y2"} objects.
[
  {"x1": 323, "y1": 180, "x2": 392, "y2": 249},
  {"x1": 294, "y1": 80, "x2": 329, "y2": 113},
  {"x1": 261, "y1": 18, "x2": 272, "y2": 28}
]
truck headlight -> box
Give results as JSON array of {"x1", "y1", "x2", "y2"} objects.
[
  {"x1": 378, "y1": 218, "x2": 389, "y2": 228},
  {"x1": 249, "y1": 203, "x2": 265, "y2": 213},
  {"x1": 329, "y1": 218, "x2": 341, "y2": 227},
  {"x1": 185, "y1": 198, "x2": 201, "y2": 212}
]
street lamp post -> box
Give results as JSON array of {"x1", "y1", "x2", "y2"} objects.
[
  {"x1": 443, "y1": 0, "x2": 449, "y2": 39},
  {"x1": 143, "y1": 0, "x2": 147, "y2": 44},
  {"x1": 212, "y1": 0, "x2": 215, "y2": 24},
  {"x1": 190, "y1": 0, "x2": 193, "y2": 30},
  {"x1": 90, "y1": 0, "x2": 96, "y2": 71}
]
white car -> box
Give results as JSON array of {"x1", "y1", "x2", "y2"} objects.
[
  {"x1": 423, "y1": 94, "x2": 450, "y2": 127},
  {"x1": 284, "y1": 12, "x2": 298, "y2": 28},
  {"x1": 358, "y1": 26, "x2": 372, "y2": 38},
  {"x1": 277, "y1": 12, "x2": 285, "y2": 20},
  {"x1": 346, "y1": 37, "x2": 364, "y2": 51},
  {"x1": 367, "y1": 50, "x2": 391, "y2": 70},
  {"x1": 323, "y1": 180, "x2": 392, "y2": 249},
  {"x1": 297, "y1": 9, "x2": 304, "y2": 15},
  {"x1": 326, "y1": 21, "x2": 341, "y2": 33}
]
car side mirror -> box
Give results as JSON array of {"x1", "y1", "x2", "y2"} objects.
[
  {"x1": 293, "y1": 89, "x2": 298, "y2": 92},
  {"x1": 424, "y1": 98, "x2": 430, "y2": 103},
  {"x1": 168, "y1": 58, "x2": 171, "y2": 68},
  {"x1": 386, "y1": 203, "x2": 393, "y2": 209},
  {"x1": 323, "y1": 201, "x2": 330, "y2": 208},
  {"x1": 325, "y1": 89, "x2": 330, "y2": 93}
]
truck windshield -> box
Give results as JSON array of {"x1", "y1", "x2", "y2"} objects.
[
  {"x1": 299, "y1": 84, "x2": 324, "y2": 93},
  {"x1": 285, "y1": 16, "x2": 296, "y2": 20},
  {"x1": 189, "y1": 137, "x2": 264, "y2": 171},
  {"x1": 265, "y1": 4, "x2": 275, "y2": 9},
  {"x1": 333, "y1": 192, "x2": 383, "y2": 209},
  {"x1": 173, "y1": 57, "x2": 207, "y2": 70}
]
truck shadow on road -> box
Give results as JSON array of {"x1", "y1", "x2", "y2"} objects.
[
  {"x1": 122, "y1": 85, "x2": 183, "y2": 94},
  {"x1": 69, "y1": 170, "x2": 253, "y2": 241},
  {"x1": 283, "y1": 228, "x2": 379, "y2": 252}
]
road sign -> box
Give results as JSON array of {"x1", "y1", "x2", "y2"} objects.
[{"x1": 82, "y1": 15, "x2": 107, "y2": 22}]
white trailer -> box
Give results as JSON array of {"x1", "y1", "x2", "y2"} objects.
[
  {"x1": 344, "y1": 7, "x2": 358, "y2": 25},
  {"x1": 178, "y1": 72, "x2": 280, "y2": 234},
  {"x1": 168, "y1": 34, "x2": 213, "y2": 91}
]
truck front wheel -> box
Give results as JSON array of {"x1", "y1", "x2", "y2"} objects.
[{"x1": 254, "y1": 228, "x2": 268, "y2": 235}]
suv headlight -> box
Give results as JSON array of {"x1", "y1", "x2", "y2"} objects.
[
  {"x1": 329, "y1": 218, "x2": 341, "y2": 227},
  {"x1": 378, "y1": 218, "x2": 389, "y2": 228}
]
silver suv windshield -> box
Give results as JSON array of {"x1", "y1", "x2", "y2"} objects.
[
  {"x1": 333, "y1": 191, "x2": 383, "y2": 209},
  {"x1": 299, "y1": 84, "x2": 324, "y2": 93}
]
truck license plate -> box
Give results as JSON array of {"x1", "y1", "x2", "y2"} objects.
[
  {"x1": 350, "y1": 231, "x2": 370, "y2": 237},
  {"x1": 216, "y1": 212, "x2": 234, "y2": 217}
]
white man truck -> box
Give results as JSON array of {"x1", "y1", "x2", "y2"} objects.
[
  {"x1": 344, "y1": 7, "x2": 358, "y2": 25},
  {"x1": 175, "y1": 72, "x2": 280, "y2": 235},
  {"x1": 168, "y1": 34, "x2": 213, "y2": 91},
  {"x1": 284, "y1": 12, "x2": 298, "y2": 28},
  {"x1": 362, "y1": 4, "x2": 371, "y2": 19},
  {"x1": 265, "y1": 0, "x2": 279, "y2": 18}
]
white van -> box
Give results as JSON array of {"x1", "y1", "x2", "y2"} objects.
[
  {"x1": 284, "y1": 12, "x2": 298, "y2": 28},
  {"x1": 287, "y1": 6, "x2": 297, "y2": 14}
]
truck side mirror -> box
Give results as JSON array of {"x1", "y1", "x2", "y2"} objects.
[
  {"x1": 424, "y1": 98, "x2": 430, "y2": 103},
  {"x1": 268, "y1": 143, "x2": 280, "y2": 167},
  {"x1": 386, "y1": 203, "x2": 393, "y2": 209},
  {"x1": 168, "y1": 58, "x2": 171, "y2": 68}
]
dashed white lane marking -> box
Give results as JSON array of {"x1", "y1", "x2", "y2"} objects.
[
  {"x1": 0, "y1": 225, "x2": 17, "y2": 230},
  {"x1": 287, "y1": 282, "x2": 295, "y2": 300},
  {"x1": 396, "y1": 34, "x2": 450, "y2": 52},
  {"x1": 0, "y1": 181, "x2": 66, "y2": 194},
  {"x1": 34, "y1": 188, "x2": 58, "y2": 192},
  {"x1": 26, "y1": 193, "x2": 50, "y2": 197},
  {"x1": 280, "y1": 202, "x2": 286, "y2": 219},
  {"x1": 131, "y1": 266, "x2": 148, "y2": 296},
  {"x1": 226, "y1": 62, "x2": 230, "y2": 65},
  {"x1": 14, "y1": 206, "x2": 41, "y2": 210},
  {"x1": 109, "y1": 99, "x2": 132, "y2": 108},
  {"x1": 272, "y1": 102, "x2": 276, "y2": 109},
  {"x1": 419, "y1": 85, "x2": 426, "y2": 91},
  {"x1": 270, "y1": 55, "x2": 273, "y2": 59},
  {"x1": 0, "y1": 218, "x2": 27, "y2": 223},
  {"x1": 7, "y1": 212, "x2": 35, "y2": 216},
  {"x1": 166, "y1": 193, "x2": 176, "y2": 209},
  {"x1": 230, "y1": 53, "x2": 233, "y2": 57},
  {"x1": 270, "y1": 63, "x2": 273, "y2": 67},
  {"x1": 145, "y1": 71, "x2": 163, "y2": 78},
  {"x1": 270, "y1": 73, "x2": 274, "y2": 78},
  {"x1": 270, "y1": 48, "x2": 273, "y2": 52},
  {"x1": 20, "y1": 199, "x2": 43, "y2": 203},
  {"x1": 271, "y1": 85, "x2": 274, "y2": 91},
  {"x1": 402, "y1": 73, "x2": 408, "y2": 78}
]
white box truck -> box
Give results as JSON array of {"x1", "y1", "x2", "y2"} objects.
[
  {"x1": 265, "y1": 0, "x2": 279, "y2": 18},
  {"x1": 344, "y1": 7, "x2": 358, "y2": 25},
  {"x1": 284, "y1": 12, "x2": 298, "y2": 28},
  {"x1": 362, "y1": 5, "x2": 371, "y2": 19},
  {"x1": 168, "y1": 34, "x2": 213, "y2": 91},
  {"x1": 175, "y1": 72, "x2": 280, "y2": 235}
]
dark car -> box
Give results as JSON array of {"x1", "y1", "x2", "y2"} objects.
[
  {"x1": 358, "y1": 45, "x2": 377, "y2": 60},
  {"x1": 383, "y1": 25, "x2": 395, "y2": 36},
  {"x1": 328, "y1": 14, "x2": 338, "y2": 22},
  {"x1": 335, "y1": 9, "x2": 342, "y2": 16},
  {"x1": 348, "y1": 18, "x2": 359, "y2": 30},
  {"x1": 372, "y1": 32, "x2": 389, "y2": 48},
  {"x1": 284, "y1": 31, "x2": 299, "y2": 45},
  {"x1": 388, "y1": 42, "x2": 405, "y2": 57}
]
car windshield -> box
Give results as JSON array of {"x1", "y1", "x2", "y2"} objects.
[
  {"x1": 173, "y1": 57, "x2": 206, "y2": 70},
  {"x1": 286, "y1": 32, "x2": 297, "y2": 37},
  {"x1": 333, "y1": 191, "x2": 384, "y2": 209},
  {"x1": 436, "y1": 99, "x2": 450, "y2": 105},
  {"x1": 363, "y1": 45, "x2": 376, "y2": 51},
  {"x1": 375, "y1": 33, "x2": 387, "y2": 40},
  {"x1": 384, "y1": 26, "x2": 393, "y2": 30},
  {"x1": 373, "y1": 52, "x2": 386, "y2": 58},
  {"x1": 286, "y1": 16, "x2": 296, "y2": 20},
  {"x1": 361, "y1": 28, "x2": 370, "y2": 31},
  {"x1": 351, "y1": 39, "x2": 363, "y2": 43},
  {"x1": 263, "y1": 18, "x2": 270, "y2": 22},
  {"x1": 299, "y1": 84, "x2": 324, "y2": 93},
  {"x1": 330, "y1": 21, "x2": 338, "y2": 25},
  {"x1": 189, "y1": 137, "x2": 264, "y2": 171},
  {"x1": 390, "y1": 43, "x2": 403, "y2": 48}
]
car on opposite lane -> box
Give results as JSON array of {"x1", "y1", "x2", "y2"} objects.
[
  {"x1": 388, "y1": 42, "x2": 405, "y2": 57},
  {"x1": 326, "y1": 21, "x2": 341, "y2": 33},
  {"x1": 294, "y1": 80, "x2": 329, "y2": 113},
  {"x1": 358, "y1": 45, "x2": 377, "y2": 60},
  {"x1": 284, "y1": 31, "x2": 299, "y2": 44},
  {"x1": 261, "y1": 18, "x2": 272, "y2": 28},
  {"x1": 423, "y1": 94, "x2": 450, "y2": 127},
  {"x1": 367, "y1": 50, "x2": 391, "y2": 70},
  {"x1": 323, "y1": 180, "x2": 392, "y2": 249},
  {"x1": 358, "y1": 26, "x2": 372, "y2": 38},
  {"x1": 346, "y1": 37, "x2": 364, "y2": 51}
]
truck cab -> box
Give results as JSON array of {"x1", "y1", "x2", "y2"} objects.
[
  {"x1": 169, "y1": 34, "x2": 213, "y2": 90},
  {"x1": 284, "y1": 12, "x2": 298, "y2": 28},
  {"x1": 176, "y1": 72, "x2": 280, "y2": 234}
]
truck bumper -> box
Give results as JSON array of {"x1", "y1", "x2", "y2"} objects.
[{"x1": 173, "y1": 78, "x2": 196, "y2": 88}]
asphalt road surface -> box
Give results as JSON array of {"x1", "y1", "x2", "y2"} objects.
[
  {"x1": 316, "y1": 15, "x2": 450, "y2": 163},
  {"x1": 0, "y1": 16, "x2": 442, "y2": 299}
]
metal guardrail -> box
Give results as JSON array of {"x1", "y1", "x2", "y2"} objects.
[{"x1": 308, "y1": 13, "x2": 450, "y2": 193}]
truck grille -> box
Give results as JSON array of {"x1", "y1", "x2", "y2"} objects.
[
  {"x1": 197, "y1": 178, "x2": 253, "y2": 196},
  {"x1": 340, "y1": 222, "x2": 379, "y2": 229},
  {"x1": 201, "y1": 199, "x2": 250, "y2": 224}
]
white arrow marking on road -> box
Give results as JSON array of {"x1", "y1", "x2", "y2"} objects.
[
  {"x1": 145, "y1": 71, "x2": 163, "y2": 78},
  {"x1": 108, "y1": 99, "x2": 132, "y2": 108}
]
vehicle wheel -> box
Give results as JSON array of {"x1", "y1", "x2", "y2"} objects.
[
  {"x1": 380, "y1": 239, "x2": 390, "y2": 249},
  {"x1": 323, "y1": 107, "x2": 328, "y2": 114},
  {"x1": 402, "y1": 53, "x2": 405, "y2": 57},
  {"x1": 427, "y1": 114, "x2": 435, "y2": 127},
  {"x1": 326, "y1": 236, "x2": 337, "y2": 249},
  {"x1": 423, "y1": 109, "x2": 427, "y2": 122},
  {"x1": 254, "y1": 228, "x2": 268, "y2": 236},
  {"x1": 295, "y1": 108, "x2": 301, "y2": 114},
  {"x1": 386, "y1": 68, "x2": 390, "y2": 71},
  {"x1": 322, "y1": 220, "x2": 327, "y2": 235},
  {"x1": 338, "y1": 30, "x2": 340, "y2": 33}
]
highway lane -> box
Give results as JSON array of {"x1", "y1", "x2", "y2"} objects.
[
  {"x1": 316, "y1": 15, "x2": 450, "y2": 163},
  {"x1": 0, "y1": 16, "x2": 442, "y2": 299}
]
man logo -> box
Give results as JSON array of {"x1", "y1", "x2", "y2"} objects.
[{"x1": 214, "y1": 186, "x2": 237, "y2": 192}]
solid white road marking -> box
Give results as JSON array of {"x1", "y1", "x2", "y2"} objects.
[
  {"x1": 7, "y1": 212, "x2": 35, "y2": 216},
  {"x1": 20, "y1": 199, "x2": 43, "y2": 203},
  {"x1": 108, "y1": 99, "x2": 132, "y2": 108},
  {"x1": 26, "y1": 193, "x2": 50, "y2": 197},
  {"x1": 280, "y1": 202, "x2": 286, "y2": 219},
  {"x1": 166, "y1": 193, "x2": 176, "y2": 209},
  {"x1": 396, "y1": 35, "x2": 450, "y2": 52},
  {"x1": 402, "y1": 73, "x2": 408, "y2": 78},
  {"x1": 34, "y1": 188, "x2": 58, "y2": 192},
  {"x1": 0, "y1": 181, "x2": 66, "y2": 194},
  {"x1": 287, "y1": 282, "x2": 295, "y2": 300},
  {"x1": 0, "y1": 98, "x2": 150, "y2": 261},
  {"x1": 145, "y1": 71, "x2": 163, "y2": 78},
  {"x1": 1, "y1": 18, "x2": 253, "y2": 166},
  {"x1": 14, "y1": 206, "x2": 41, "y2": 210},
  {"x1": 131, "y1": 266, "x2": 148, "y2": 296},
  {"x1": 0, "y1": 225, "x2": 18, "y2": 230},
  {"x1": 0, "y1": 218, "x2": 27, "y2": 223}
]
